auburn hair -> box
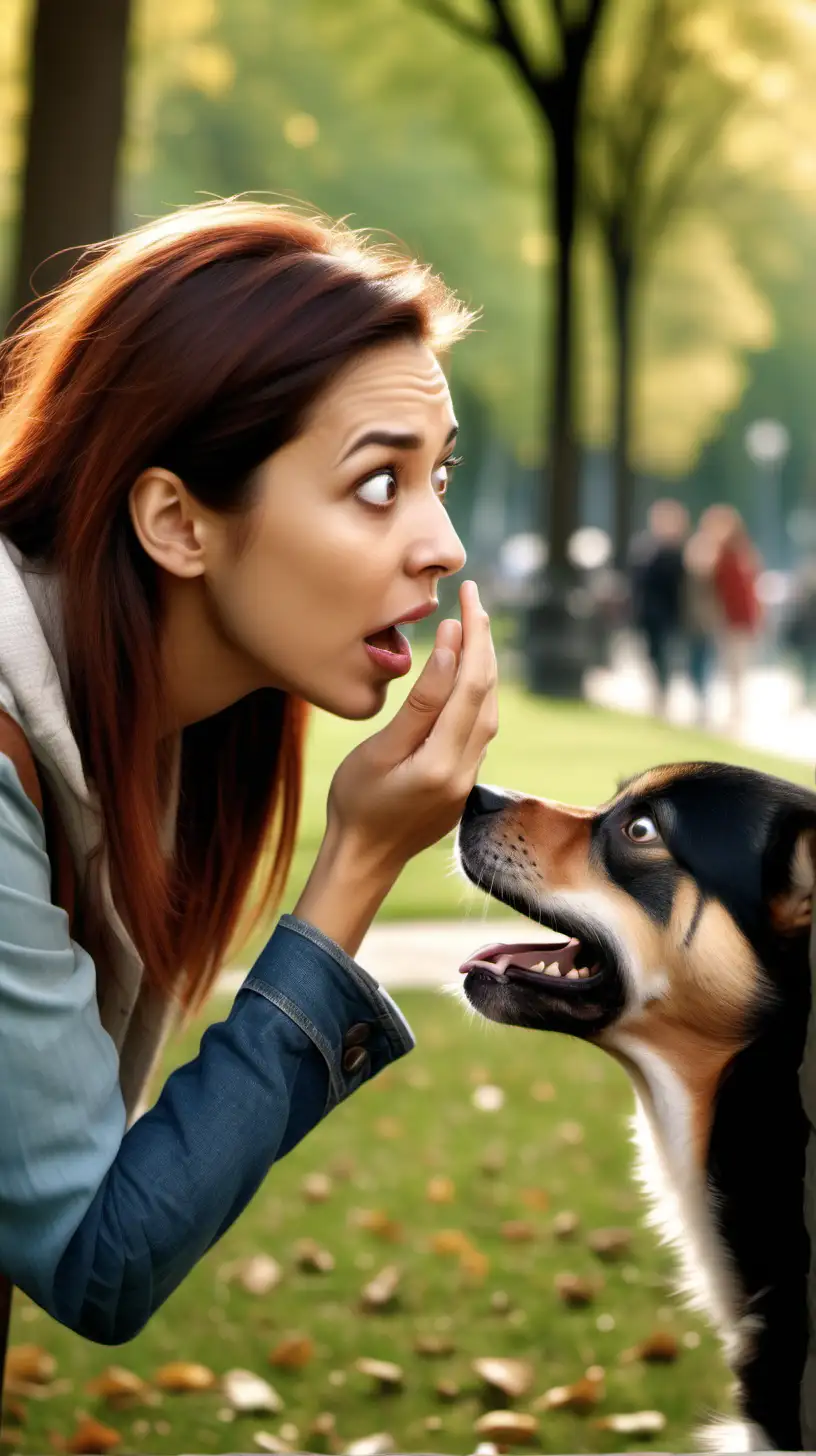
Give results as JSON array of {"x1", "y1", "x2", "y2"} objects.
[{"x1": 0, "y1": 199, "x2": 473, "y2": 1015}]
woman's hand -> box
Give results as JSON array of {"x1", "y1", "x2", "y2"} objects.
[{"x1": 293, "y1": 580, "x2": 498, "y2": 956}]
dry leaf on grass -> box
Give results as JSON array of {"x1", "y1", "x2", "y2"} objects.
[
  {"x1": 354, "y1": 1358, "x2": 404, "y2": 1393},
  {"x1": 268, "y1": 1336, "x2": 315, "y2": 1370},
  {"x1": 621, "y1": 1330, "x2": 680, "y2": 1364},
  {"x1": 552, "y1": 1211, "x2": 580, "y2": 1240},
  {"x1": 429, "y1": 1229, "x2": 472, "y2": 1257},
  {"x1": 64, "y1": 1416, "x2": 122, "y2": 1454},
  {"x1": 0, "y1": 1430, "x2": 25, "y2": 1451},
  {"x1": 7, "y1": 1345, "x2": 56, "y2": 1384},
  {"x1": 595, "y1": 1410, "x2": 667, "y2": 1436},
  {"x1": 435, "y1": 1379, "x2": 461, "y2": 1402},
  {"x1": 588, "y1": 1227, "x2": 633, "y2": 1261},
  {"x1": 254, "y1": 1433, "x2": 292, "y2": 1454},
  {"x1": 221, "y1": 1254, "x2": 282, "y2": 1296},
  {"x1": 534, "y1": 1371, "x2": 605, "y2": 1413},
  {"x1": 222, "y1": 1369, "x2": 283, "y2": 1414},
  {"x1": 294, "y1": 1238, "x2": 335, "y2": 1273},
  {"x1": 472, "y1": 1357, "x2": 534, "y2": 1400},
  {"x1": 530, "y1": 1081, "x2": 555, "y2": 1101},
  {"x1": 302, "y1": 1172, "x2": 333, "y2": 1203},
  {"x1": 343, "y1": 1435, "x2": 395, "y2": 1456},
  {"x1": 555, "y1": 1272, "x2": 599, "y2": 1307},
  {"x1": 154, "y1": 1361, "x2": 216, "y2": 1392},
  {"x1": 490, "y1": 1291, "x2": 513, "y2": 1314},
  {"x1": 520, "y1": 1188, "x2": 550, "y2": 1211},
  {"x1": 500, "y1": 1221, "x2": 535, "y2": 1243},
  {"x1": 360, "y1": 1264, "x2": 401, "y2": 1312},
  {"x1": 426, "y1": 1177, "x2": 455, "y2": 1203},
  {"x1": 349, "y1": 1209, "x2": 403, "y2": 1242},
  {"x1": 85, "y1": 1367, "x2": 149, "y2": 1404},
  {"x1": 1, "y1": 1398, "x2": 27, "y2": 1427},
  {"x1": 471, "y1": 1085, "x2": 505, "y2": 1113},
  {"x1": 459, "y1": 1245, "x2": 490, "y2": 1281},
  {"x1": 374, "y1": 1118, "x2": 403, "y2": 1139},
  {"x1": 413, "y1": 1334, "x2": 455, "y2": 1358},
  {"x1": 557, "y1": 1120, "x2": 585, "y2": 1145},
  {"x1": 473, "y1": 1410, "x2": 539, "y2": 1444}
]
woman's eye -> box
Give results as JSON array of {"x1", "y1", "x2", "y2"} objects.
[
  {"x1": 356, "y1": 470, "x2": 397, "y2": 509},
  {"x1": 625, "y1": 815, "x2": 660, "y2": 844},
  {"x1": 434, "y1": 454, "x2": 463, "y2": 497}
]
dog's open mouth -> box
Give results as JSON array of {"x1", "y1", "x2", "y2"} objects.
[{"x1": 460, "y1": 936, "x2": 607, "y2": 990}]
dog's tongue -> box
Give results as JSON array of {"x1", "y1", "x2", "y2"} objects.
[{"x1": 460, "y1": 939, "x2": 577, "y2": 976}]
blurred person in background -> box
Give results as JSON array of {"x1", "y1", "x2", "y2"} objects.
[
  {"x1": 709, "y1": 506, "x2": 763, "y2": 729},
  {"x1": 682, "y1": 516, "x2": 723, "y2": 726},
  {"x1": 627, "y1": 497, "x2": 690, "y2": 717},
  {"x1": 783, "y1": 553, "x2": 816, "y2": 706}
]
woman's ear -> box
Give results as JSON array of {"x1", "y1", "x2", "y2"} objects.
[{"x1": 770, "y1": 825, "x2": 816, "y2": 935}]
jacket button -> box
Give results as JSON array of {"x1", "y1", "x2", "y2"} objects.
[
  {"x1": 344, "y1": 1022, "x2": 372, "y2": 1048},
  {"x1": 343, "y1": 1046, "x2": 369, "y2": 1076}
]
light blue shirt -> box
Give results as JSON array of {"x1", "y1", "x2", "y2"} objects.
[{"x1": 0, "y1": 755, "x2": 414, "y2": 1343}]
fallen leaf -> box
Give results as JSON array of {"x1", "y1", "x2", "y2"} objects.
[
  {"x1": 413, "y1": 1335, "x2": 455, "y2": 1358},
  {"x1": 552, "y1": 1211, "x2": 580, "y2": 1240},
  {"x1": 472, "y1": 1357, "x2": 534, "y2": 1400},
  {"x1": 426, "y1": 1177, "x2": 455, "y2": 1203},
  {"x1": 595, "y1": 1410, "x2": 667, "y2": 1436},
  {"x1": 473, "y1": 1411, "x2": 539, "y2": 1444},
  {"x1": 330, "y1": 1156, "x2": 357, "y2": 1181},
  {"x1": 435, "y1": 1379, "x2": 461, "y2": 1402},
  {"x1": 1, "y1": 1398, "x2": 26, "y2": 1427},
  {"x1": 520, "y1": 1188, "x2": 550, "y2": 1212},
  {"x1": 530, "y1": 1081, "x2": 555, "y2": 1102},
  {"x1": 374, "y1": 1118, "x2": 403, "y2": 1139},
  {"x1": 85, "y1": 1368, "x2": 148, "y2": 1404},
  {"x1": 226, "y1": 1254, "x2": 283, "y2": 1296},
  {"x1": 308, "y1": 1412, "x2": 340, "y2": 1453},
  {"x1": 621, "y1": 1330, "x2": 680, "y2": 1364},
  {"x1": 500, "y1": 1221, "x2": 535, "y2": 1243},
  {"x1": 360, "y1": 1264, "x2": 401, "y2": 1312},
  {"x1": 64, "y1": 1417, "x2": 122, "y2": 1454},
  {"x1": 254, "y1": 1434, "x2": 292, "y2": 1454},
  {"x1": 294, "y1": 1238, "x2": 335, "y2": 1273},
  {"x1": 588, "y1": 1228, "x2": 633, "y2": 1262},
  {"x1": 479, "y1": 1146, "x2": 506, "y2": 1176},
  {"x1": 349, "y1": 1209, "x2": 403, "y2": 1242},
  {"x1": 471, "y1": 1085, "x2": 505, "y2": 1113},
  {"x1": 222, "y1": 1370, "x2": 283, "y2": 1414},
  {"x1": 154, "y1": 1361, "x2": 217, "y2": 1392},
  {"x1": 0, "y1": 1430, "x2": 25, "y2": 1451},
  {"x1": 460, "y1": 1245, "x2": 490, "y2": 1282},
  {"x1": 7, "y1": 1346, "x2": 56, "y2": 1384},
  {"x1": 534, "y1": 1373, "x2": 605, "y2": 1413},
  {"x1": 279, "y1": 1422, "x2": 300, "y2": 1443},
  {"x1": 489, "y1": 1291, "x2": 513, "y2": 1314},
  {"x1": 424, "y1": 1415, "x2": 443, "y2": 1432},
  {"x1": 302, "y1": 1173, "x2": 333, "y2": 1203},
  {"x1": 354, "y1": 1358, "x2": 404, "y2": 1392},
  {"x1": 268, "y1": 1336, "x2": 315, "y2": 1370},
  {"x1": 343, "y1": 1436, "x2": 395, "y2": 1456},
  {"x1": 555, "y1": 1273, "x2": 598, "y2": 1307},
  {"x1": 557, "y1": 1121, "x2": 585, "y2": 1145},
  {"x1": 429, "y1": 1229, "x2": 472, "y2": 1257}
]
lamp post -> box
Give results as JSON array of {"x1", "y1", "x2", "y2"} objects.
[{"x1": 744, "y1": 419, "x2": 790, "y2": 568}]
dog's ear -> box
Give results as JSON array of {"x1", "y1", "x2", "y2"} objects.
[{"x1": 769, "y1": 825, "x2": 816, "y2": 935}]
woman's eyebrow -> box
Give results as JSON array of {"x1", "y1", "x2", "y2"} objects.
[{"x1": 340, "y1": 423, "x2": 458, "y2": 463}]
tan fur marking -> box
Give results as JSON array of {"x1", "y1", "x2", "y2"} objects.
[{"x1": 513, "y1": 797, "x2": 594, "y2": 889}]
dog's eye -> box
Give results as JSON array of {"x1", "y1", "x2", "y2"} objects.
[{"x1": 625, "y1": 815, "x2": 660, "y2": 844}]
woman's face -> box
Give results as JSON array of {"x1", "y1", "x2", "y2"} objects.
[{"x1": 141, "y1": 337, "x2": 467, "y2": 727}]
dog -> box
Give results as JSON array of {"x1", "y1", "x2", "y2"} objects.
[{"x1": 455, "y1": 762, "x2": 816, "y2": 1452}]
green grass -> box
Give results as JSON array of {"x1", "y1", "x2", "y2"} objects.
[
  {"x1": 6, "y1": 669, "x2": 812, "y2": 1455},
  {"x1": 8, "y1": 992, "x2": 733, "y2": 1456},
  {"x1": 234, "y1": 649, "x2": 814, "y2": 963}
]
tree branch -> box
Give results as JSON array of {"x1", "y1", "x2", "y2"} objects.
[
  {"x1": 641, "y1": 92, "x2": 742, "y2": 247},
  {"x1": 410, "y1": 0, "x2": 495, "y2": 48},
  {"x1": 486, "y1": 0, "x2": 544, "y2": 98}
]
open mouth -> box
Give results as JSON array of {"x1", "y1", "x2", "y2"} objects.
[
  {"x1": 363, "y1": 624, "x2": 412, "y2": 677},
  {"x1": 460, "y1": 936, "x2": 608, "y2": 991}
]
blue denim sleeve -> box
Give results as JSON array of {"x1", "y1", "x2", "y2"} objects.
[{"x1": 0, "y1": 756, "x2": 415, "y2": 1344}]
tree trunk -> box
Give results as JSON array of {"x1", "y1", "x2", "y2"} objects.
[
  {"x1": 543, "y1": 96, "x2": 581, "y2": 583},
  {"x1": 8, "y1": 0, "x2": 131, "y2": 331},
  {"x1": 610, "y1": 244, "x2": 636, "y2": 570}
]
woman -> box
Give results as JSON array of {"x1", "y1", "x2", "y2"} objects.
[
  {"x1": 0, "y1": 199, "x2": 497, "y2": 1344},
  {"x1": 709, "y1": 506, "x2": 762, "y2": 729}
]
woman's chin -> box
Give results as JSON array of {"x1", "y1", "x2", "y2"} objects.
[{"x1": 313, "y1": 678, "x2": 389, "y2": 722}]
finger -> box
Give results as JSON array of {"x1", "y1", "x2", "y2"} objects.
[
  {"x1": 374, "y1": 619, "x2": 460, "y2": 760},
  {"x1": 427, "y1": 582, "x2": 496, "y2": 762},
  {"x1": 463, "y1": 678, "x2": 499, "y2": 775}
]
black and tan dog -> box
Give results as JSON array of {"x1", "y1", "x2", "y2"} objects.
[{"x1": 455, "y1": 763, "x2": 816, "y2": 1453}]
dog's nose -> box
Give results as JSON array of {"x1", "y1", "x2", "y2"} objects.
[{"x1": 463, "y1": 785, "x2": 508, "y2": 821}]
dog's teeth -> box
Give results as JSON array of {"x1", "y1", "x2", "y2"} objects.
[
  {"x1": 566, "y1": 968, "x2": 580, "y2": 980},
  {"x1": 531, "y1": 961, "x2": 547, "y2": 971},
  {"x1": 578, "y1": 967, "x2": 590, "y2": 979},
  {"x1": 544, "y1": 964, "x2": 561, "y2": 977}
]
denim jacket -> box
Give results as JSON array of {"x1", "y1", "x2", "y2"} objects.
[{"x1": 0, "y1": 754, "x2": 415, "y2": 1344}]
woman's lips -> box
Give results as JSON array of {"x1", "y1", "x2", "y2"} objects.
[{"x1": 364, "y1": 626, "x2": 412, "y2": 677}]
